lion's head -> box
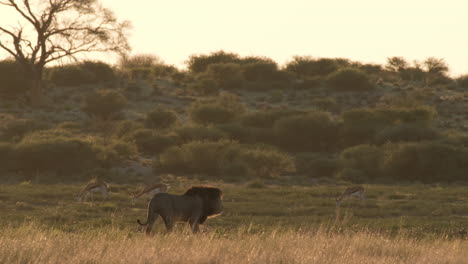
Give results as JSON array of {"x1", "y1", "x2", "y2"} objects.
[{"x1": 184, "y1": 186, "x2": 223, "y2": 217}]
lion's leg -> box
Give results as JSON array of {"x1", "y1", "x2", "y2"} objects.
[
  {"x1": 145, "y1": 216, "x2": 157, "y2": 236},
  {"x1": 189, "y1": 218, "x2": 200, "y2": 233},
  {"x1": 162, "y1": 216, "x2": 173, "y2": 232}
]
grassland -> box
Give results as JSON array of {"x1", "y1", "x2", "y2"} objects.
[{"x1": 0, "y1": 182, "x2": 467, "y2": 263}]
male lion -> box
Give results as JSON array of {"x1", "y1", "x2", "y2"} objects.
[{"x1": 137, "y1": 186, "x2": 223, "y2": 235}]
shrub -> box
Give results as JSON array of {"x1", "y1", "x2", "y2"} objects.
[
  {"x1": 94, "y1": 139, "x2": 137, "y2": 168},
  {"x1": 152, "y1": 64, "x2": 179, "y2": 78},
  {"x1": 131, "y1": 129, "x2": 179, "y2": 155},
  {"x1": 174, "y1": 126, "x2": 227, "y2": 143},
  {"x1": 205, "y1": 63, "x2": 244, "y2": 90},
  {"x1": 383, "y1": 142, "x2": 468, "y2": 182},
  {"x1": 374, "y1": 125, "x2": 440, "y2": 144},
  {"x1": 241, "y1": 109, "x2": 304, "y2": 128},
  {"x1": 457, "y1": 74, "x2": 468, "y2": 89},
  {"x1": 273, "y1": 112, "x2": 339, "y2": 152},
  {"x1": 241, "y1": 61, "x2": 279, "y2": 82},
  {"x1": 340, "y1": 145, "x2": 384, "y2": 181},
  {"x1": 285, "y1": 57, "x2": 349, "y2": 77},
  {"x1": 341, "y1": 106, "x2": 436, "y2": 146},
  {"x1": 158, "y1": 140, "x2": 236, "y2": 175},
  {"x1": 293, "y1": 77, "x2": 322, "y2": 90},
  {"x1": 312, "y1": 97, "x2": 338, "y2": 112},
  {"x1": 326, "y1": 68, "x2": 373, "y2": 92},
  {"x1": 82, "y1": 90, "x2": 127, "y2": 119},
  {"x1": 0, "y1": 60, "x2": 29, "y2": 99},
  {"x1": 119, "y1": 54, "x2": 164, "y2": 68},
  {"x1": 190, "y1": 104, "x2": 237, "y2": 125},
  {"x1": 0, "y1": 119, "x2": 49, "y2": 142},
  {"x1": 48, "y1": 64, "x2": 94, "y2": 86},
  {"x1": 145, "y1": 108, "x2": 178, "y2": 130},
  {"x1": 295, "y1": 153, "x2": 339, "y2": 178},
  {"x1": 157, "y1": 140, "x2": 294, "y2": 178},
  {"x1": 15, "y1": 131, "x2": 98, "y2": 175},
  {"x1": 79, "y1": 61, "x2": 116, "y2": 84},
  {"x1": 112, "y1": 120, "x2": 144, "y2": 139},
  {"x1": 186, "y1": 51, "x2": 240, "y2": 73},
  {"x1": 216, "y1": 123, "x2": 276, "y2": 145},
  {"x1": 236, "y1": 146, "x2": 295, "y2": 178},
  {"x1": 189, "y1": 95, "x2": 245, "y2": 125},
  {"x1": 0, "y1": 142, "x2": 17, "y2": 172},
  {"x1": 189, "y1": 77, "x2": 219, "y2": 96}
]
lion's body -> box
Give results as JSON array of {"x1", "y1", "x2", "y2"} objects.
[{"x1": 137, "y1": 186, "x2": 223, "y2": 235}]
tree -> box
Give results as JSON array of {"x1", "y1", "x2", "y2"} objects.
[
  {"x1": 385, "y1": 56, "x2": 408, "y2": 72},
  {"x1": 423, "y1": 57, "x2": 449, "y2": 75},
  {"x1": 0, "y1": 0, "x2": 130, "y2": 106}
]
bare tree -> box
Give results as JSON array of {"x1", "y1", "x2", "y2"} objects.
[{"x1": 0, "y1": 0, "x2": 130, "y2": 106}]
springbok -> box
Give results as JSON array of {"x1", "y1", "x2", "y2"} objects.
[
  {"x1": 131, "y1": 183, "x2": 169, "y2": 206},
  {"x1": 76, "y1": 180, "x2": 110, "y2": 202},
  {"x1": 336, "y1": 186, "x2": 365, "y2": 207}
]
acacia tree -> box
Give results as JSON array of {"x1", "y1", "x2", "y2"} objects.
[{"x1": 0, "y1": 0, "x2": 130, "y2": 106}]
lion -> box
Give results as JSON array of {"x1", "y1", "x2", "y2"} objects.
[{"x1": 137, "y1": 186, "x2": 223, "y2": 235}]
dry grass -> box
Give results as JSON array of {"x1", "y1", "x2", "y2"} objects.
[{"x1": 1, "y1": 225, "x2": 466, "y2": 264}]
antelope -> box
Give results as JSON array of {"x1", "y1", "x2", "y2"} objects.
[
  {"x1": 336, "y1": 186, "x2": 365, "y2": 207},
  {"x1": 131, "y1": 183, "x2": 169, "y2": 206},
  {"x1": 76, "y1": 180, "x2": 110, "y2": 202}
]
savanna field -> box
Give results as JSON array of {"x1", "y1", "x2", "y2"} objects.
[
  {"x1": 2, "y1": 2, "x2": 468, "y2": 262},
  {"x1": 0, "y1": 183, "x2": 467, "y2": 263}
]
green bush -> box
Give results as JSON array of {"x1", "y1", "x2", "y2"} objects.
[
  {"x1": 273, "y1": 112, "x2": 339, "y2": 152},
  {"x1": 189, "y1": 95, "x2": 245, "y2": 125},
  {"x1": 94, "y1": 139, "x2": 137, "y2": 168},
  {"x1": 0, "y1": 60, "x2": 29, "y2": 99},
  {"x1": 157, "y1": 140, "x2": 294, "y2": 178},
  {"x1": 112, "y1": 120, "x2": 144, "y2": 139},
  {"x1": 241, "y1": 61, "x2": 279, "y2": 82},
  {"x1": 312, "y1": 97, "x2": 338, "y2": 112},
  {"x1": 205, "y1": 63, "x2": 244, "y2": 90},
  {"x1": 190, "y1": 104, "x2": 237, "y2": 125},
  {"x1": 158, "y1": 140, "x2": 236, "y2": 175},
  {"x1": 383, "y1": 142, "x2": 468, "y2": 182},
  {"x1": 293, "y1": 77, "x2": 322, "y2": 90},
  {"x1": 15, "y1": 132, "x2": 98, "y2": 175},
  {"x1": 48, "y1": 61, "x2": 115, "y2": 86},
  {"x1": 340, "y1": 145, "x2": 384, "y2": 181},
  {"x1": 374, "y1": 125, "x2": 440, "y2": 144},
  {"x1": 80, "y1": 61, "x2": 116, "y2": 84},
  {"x1": 174, "y1": 126, "x2": 227, "y2": 143},
  {"x1": 326, "y1": 68, "x2": 373, "y2": 92},
  {"x1": 186, "y1": 51, "x2": 240, "y2": 73},
  {"x1": 457, "y1": 74, "x2": 468, "y2": 89},
  {"x1": 216, "y1": 123, "x2": 276, "y2": 145},
  {"x1": 190, "y1": 76, "x2": 219, "y2": 95},
  {"x1": 341, "y1": 106, "x2": 436, "y2": 146},
  {"x1": 48, "y1": 64, "x2": 94, "y2": 86},
  {"x1": 0, "y1": 119, "x2": 49, "y2": 142},
  {"x1": 145, "y1": 108, "x2": 178, "y2": 130},
  {"x1": 82, "y1": 90, "x2": 127, "y2": 119},
  {"x1": 285, "y1": 57, "x2": 349, "y2": 77},
  {"x1": 295, "y1": 153, "x2": 339, "y2": 178},
  {"x1": 0, "y1": 142, "x2": 17, "y2": 172},
  {"x1": 131, "y1": 129, "x2": 179, "y2": 155},
  {"x1": 236, "y1": 146, "x2": 295, "y2": 178},
  {"x1": 241, "y1": 109, "x2": 304, "y2": 128}
]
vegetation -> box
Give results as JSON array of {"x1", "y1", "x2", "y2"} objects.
[{"x1": 0, "y1": 0, "x2": 129, "y2": 106}]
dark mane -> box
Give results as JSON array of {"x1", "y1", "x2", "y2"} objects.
[{"x1": 184, "y1": 186, "x2": 222, "y2": 200}]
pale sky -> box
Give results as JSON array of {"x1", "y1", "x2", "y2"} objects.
[{"x1": 1, "y1": 0, "x2": 468, "y2": 76}]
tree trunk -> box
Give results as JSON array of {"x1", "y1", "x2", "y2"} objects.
[{"x1": 28, "y1": 66, "x2": 45, "y2": 107}]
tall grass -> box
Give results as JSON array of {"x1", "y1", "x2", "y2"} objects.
[{"x1": 0, "y1": 224, "x2": 466, "y2": 264}]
